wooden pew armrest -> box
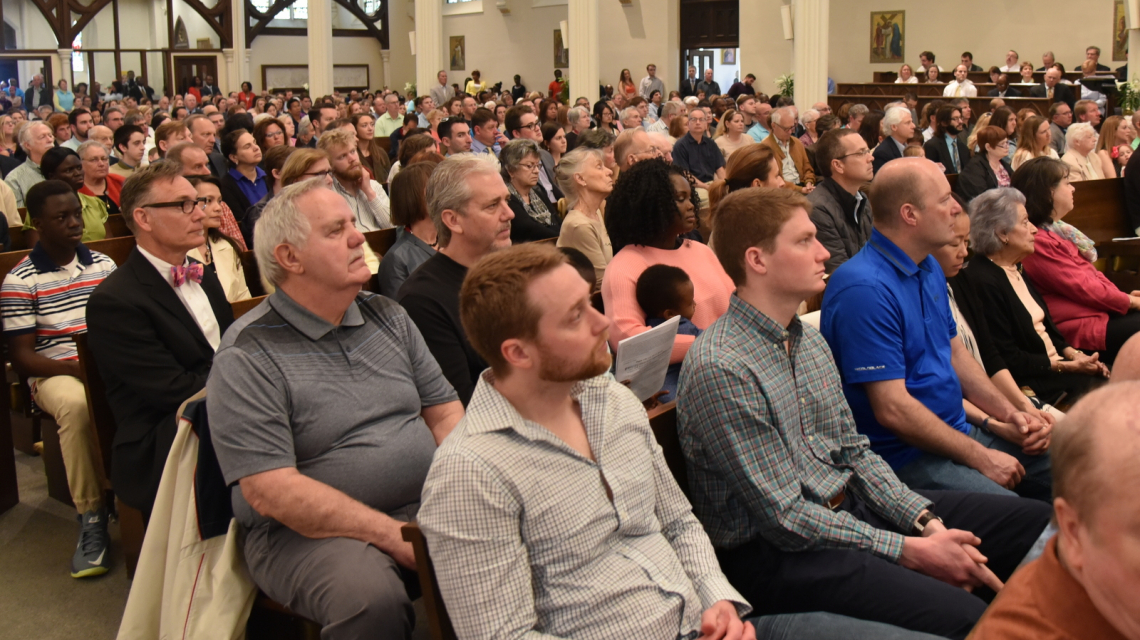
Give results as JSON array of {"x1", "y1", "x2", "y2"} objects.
[{"x1": 1098, "y1": 240, "x2": 1140, "y2": 257}]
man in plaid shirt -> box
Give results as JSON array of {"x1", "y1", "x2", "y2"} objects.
[
  {"x1": 678, "y1": 189, "x2": 1051, "y2": 640},
  {"x1": 419, "y1": 244, "x2": 936, "y2": 640}
]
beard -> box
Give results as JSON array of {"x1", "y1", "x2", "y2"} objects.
[
  {"x1": 334, "y1": 164, "x2": 363, "y2": 184},
  {"x1": 536, "y1": 336, "x2": 612, "y2": 383}
]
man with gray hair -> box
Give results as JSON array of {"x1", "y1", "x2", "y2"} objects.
[
  {"x1": 619, "y1": 106, "x2": 643, "y2": 130},
  {"x1": 613, "y1": 128, "x2": 654, "y2": 171},
  {"x1": 209, "y1": 178, "x2": 464, "y2": 640},
  {"x1": 847, "y1": 103, "x2": 870, "y2": 131},
  {"x1": 5, "y1": 121, "x2": 53, "y2": 207},
  {"x1": 646, "y1": 100, "x2": 684, "y2": 135},
  {"x1": 397, "y1": 153, "x2": 514, "y2": 406},
  {"x1": 375, "y1": 93, "x2": 403, "y2": 138},
  {"x1": 873, "y1": 106, "x2": 916, "y2": 173},
  {"x1": 759, "y1": 106, "x2": 816, "y2": 193}
]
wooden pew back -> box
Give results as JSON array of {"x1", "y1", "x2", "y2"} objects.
[
  {"x1": 647, "y1": 402, "x2": 689, "y2": 498},
  {"x1": 364, "y1": 227, "x2": 398, "y2": 257},
  {"x1": 402, "y1": 522, "x2": 458, "y2": 640}
]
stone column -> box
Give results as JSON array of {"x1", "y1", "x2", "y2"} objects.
[
  {"x1": 381, "y1": 49, "x2": 392, "y2": 91},
  {"x1": 792, "y1": 0, "x2": 828, "y2": 111},
  {"x1": 308, "y1": 0, "x2": 335, "y2": 96},
  {"x1": 414, "y1": 0, "x2": 442, "y2": 98},
  {"x1": 567, "y1": 0, "x2": 598, "y2": 103},
  {"x1": 57, "y1": 48, "x2": 72, "y2": 89},
  {"x1": 227, "y1": 0, "x2": 251, "y2": 91}
]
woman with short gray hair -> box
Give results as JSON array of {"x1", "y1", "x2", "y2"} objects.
[
  {"x1": 502, "y1": 138, "x2": 559, "y2": 243},
  {"x1": 961, "y1": 187, "x2": 1107, "y2": 403},
  {"x1": 556, "y1": 146, "x2": 614, "y2": 285}
]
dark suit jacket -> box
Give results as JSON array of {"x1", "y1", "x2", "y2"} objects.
[
  {"x1": 679, "y1": 78, "x2": 700, "y2": 98},
  {"x1": 507, "y1": 187, "x2": 560, "y2": 243},
  {"x1": 207, "y1": 152, "x2": 228, "y2": 180},
  {"x1": 219, "y1": 171, "x2": 253, "y2": 225},
  {"x1": 923, "y1": 133, "x2": 971, "y2": 174},
  {"x1": 0, "y1": 154, "x2": 21, "y2": 179},
  {"x1": 872, "y1": 137, "x2": 905, "y2": 174},
  {"x1": 1029, "y1": 83, "x2": 1076, "y2": 110},
  {"x1": 954, "y1": 154, "x2": 1013, "y2": 203},
  {"x1": 86, "y1": 248, "x2": 234, "y2": 512},
  {"x1": 987, "y1": 86, "x2": 1022, "y2": 98}
]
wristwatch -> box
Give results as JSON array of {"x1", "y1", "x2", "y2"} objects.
[{"x1": 913, "y1": 511, "x2": 944, "y2": 534}]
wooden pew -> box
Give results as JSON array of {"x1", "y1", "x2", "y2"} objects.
[
  {"x1": 231, "y1": 295, "x2": 267, "y2": 319},
  {"x1": 837, "y1": 83, "x2": 999, "y2": 98},
  {"x1": 0, "y1": 344, "x2": 17, "y2": 514},
  {"x1": 874, "y1": 70, "x2": 1083, "y2": 84},
  {"x1": 364, "y1": 227, "x2": 398, "y2": 258},
  {"x1": 8, "y1": 225, "x2": 29, "y2": 251},
  {"x1": 104, "y1": 214, "x2": 130, "y2": 238},
  {"x1": 829, "y1": 95, "x2": 1051, "y2": 119},
  {"x1": 1064, "y1": 178, "x2": 1140, "y2": 292},
  {"x1": 647, "y1": 401, "x2": 689, "y2": 498},
  {"x1": 401, "y1": 522, "x2": 458, "y2": 640},
  {"x1": 84, "y1": 235, "x2": 136, "y2": 266}
]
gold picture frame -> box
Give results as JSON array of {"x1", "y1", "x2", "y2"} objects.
[
  {"x1": 870, "y1": 11, "x2": 904, "y2": 64},
  {"x1": 1114, "y1": 0, "x2": 1128, "y2": 62},
  {"x1": 449, "y1": 36, "x2": 465, "y2": 71}
]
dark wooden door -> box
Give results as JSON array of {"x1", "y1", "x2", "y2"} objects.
[
  {"x1": 680, "y1": 0, "x2": 739, "y2": 49},
  {"x1": 174, "y1": 56, "x2": 218, "y2": 95}
]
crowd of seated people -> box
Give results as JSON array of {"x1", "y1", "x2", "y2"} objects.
[{"x1": 2, "y1": 51, "x2": 1139, "y2": 640}]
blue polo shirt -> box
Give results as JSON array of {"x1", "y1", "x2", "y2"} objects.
[
  {"x1": 819, "y1": 228, "x2": 967, "y2": 469},
  {"x1": 228, "y1": 166, "x2": 268, "y2": 209}
]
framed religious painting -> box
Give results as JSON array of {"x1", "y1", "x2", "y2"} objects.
[
  {"x1": 554, "y1": 29, "x2": 569, "y2": 67},
  {"x1": 449, "y1": 36, "x2": 466, "y2": 71},
  {"x1": 870, "y1": 11, "x2": 904, "y2": 64},
  {"x1": 1114, "y1": 0, "x2": 1128, "y2": 62}
]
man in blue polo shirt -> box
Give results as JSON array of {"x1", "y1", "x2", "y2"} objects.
[
  {"x1": 820, "y1": 158, "x2": 1054, "y2": 502},
  {"x1": 672, "y1": 108, "x2": 724, "y2": 187}
]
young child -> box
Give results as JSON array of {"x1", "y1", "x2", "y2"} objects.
[{"x1": 635, "y1": 264, "x2": 701, "y2": 403}]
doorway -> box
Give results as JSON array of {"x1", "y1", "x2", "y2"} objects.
[
  {"x1": 687, "y1": 50, "x2": 714, "y2": 80},
  {"x1": 173, "y1": 56, "x2": 218, "y2": 95}
]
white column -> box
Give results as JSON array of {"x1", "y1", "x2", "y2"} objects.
[
  {"x1": 414, "y1": 0, "x2": 442, "y2": 98},
  {"x1": 227, "y1": 0, "x2": 251, "y2": 91},
  {"x1": 381, "y1": 49, "x2": 391, "y2": 91},
  {"x1": 567, "y1": 0, "x2": 598, "y2": 104},
  {"x1": 308, "y1": 0, "x2": 335, "y2": 96},
  {"x1": 57, "y1": 48, "x2": 72, "y2": 88},
  {"x1": 792, "y1": 0, "x2": 828, "y2": 111}
]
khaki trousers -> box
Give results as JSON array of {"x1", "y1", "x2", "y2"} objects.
[{"x1": 32, "y1": 375, "x2": 107, "y2": 514}]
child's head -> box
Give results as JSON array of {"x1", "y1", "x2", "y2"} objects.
[
  {"x1": 560, "y1": 246, "x2": 597, "y2": 294},
  {"x1": 636, "y1": 264, "x2": 696, "y2": 321}
]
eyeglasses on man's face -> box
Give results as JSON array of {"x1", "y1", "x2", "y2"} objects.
[{"x1": 140, "y1": 198, "x2": 207, "y2": 214}]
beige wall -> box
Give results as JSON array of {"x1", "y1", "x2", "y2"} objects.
[
  {"x1": 440, "y1": 2, "x2": 567, "y2": 98},
  {"x1": 248, "y1": 34, "x2": 386, "y2": 92},
  {"x1": 388, "y1": 0, "x2": 415, "y2": 93},
  {"x1": 828, "y1": 0, "x2": 1120, "y2": 83},
  {"x1": 740, "y1": 0, "x2": 793, "y2": 97}
]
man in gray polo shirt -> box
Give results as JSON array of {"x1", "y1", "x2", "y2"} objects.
[{"x1": 209, "y1": 179, "x2": 464, "y2": 640}]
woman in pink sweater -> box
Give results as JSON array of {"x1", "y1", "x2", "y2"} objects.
[
  {"x1": 1014, "y1": 157, "x2": 1140, "y2": 362},
  {"x1": 602, "y1": 159, "x2": 735, "y2": 363}
]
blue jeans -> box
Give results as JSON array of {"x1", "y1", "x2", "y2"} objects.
[
  {"x1": 894, "y1": 425, "x2": 1052, "y2": 503},
  {"x1": 751, "y1": 613, "x2": 943, "y2": 640}
]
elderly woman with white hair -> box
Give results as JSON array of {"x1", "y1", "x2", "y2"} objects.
[
  {"x1": 565, "y1": 106, "x2": 589, "y2": 149},
  {"x1": 556, "y1": 146, "x2": 615, "y2": 286},
  {"x1": 798, "y1": 108, "x2": 822, "y2": 146},
  {"x1": 502, "y1": 139, "x2": 559, "y2": 243},
  {"x1": 1060, "y1": 122, "x2": 1104, "y2": 181},
  {"x1": 960, "y1": 187, "x2": 1107, "y2": 404}
]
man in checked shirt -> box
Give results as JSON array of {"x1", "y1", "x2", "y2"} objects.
[
  {"x1": 417, "y1": 243, "x2": 939, "y2": 640},
  {"x1": 677, "y1": 188, "x2": 1052, "y2": 640}
]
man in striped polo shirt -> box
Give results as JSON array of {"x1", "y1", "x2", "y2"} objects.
[{"x1": 1, "y1": 180, "x2": 117, "y2": 577}]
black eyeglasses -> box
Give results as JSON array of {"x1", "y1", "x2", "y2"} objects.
[
  {"x1": 141, "y1": 198, "x2": 207, "y2": 214},
  {"x1": 303, "y1": 169, "x2": 332, "y2": 178}
]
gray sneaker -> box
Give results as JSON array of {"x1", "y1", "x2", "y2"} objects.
[{"x1": 70, "y1": 506, "x2": 110, "y2": 578}]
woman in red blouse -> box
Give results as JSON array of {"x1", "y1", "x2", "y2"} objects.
[{"x1": 1015, "y1": 157, "x2": 1140, "y2": 363}]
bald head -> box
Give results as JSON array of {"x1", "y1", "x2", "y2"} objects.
[
  {"x1": 1112, "y1": 334, "x2": 1140, "y2": 383},
  {"x1": 868, "y1": 158, "x2": 943, "y2": 229},
  {"x1": 1053, "y1": 382, "x2": 1140, "y2": 519}
]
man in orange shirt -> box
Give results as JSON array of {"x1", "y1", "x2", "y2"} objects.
[
  {"x1": 548, "y1": 69, "x2": 565, "y2": 99},
  {"x1": 970, "y1": 381, "x2": 1140, "y2": 640}
]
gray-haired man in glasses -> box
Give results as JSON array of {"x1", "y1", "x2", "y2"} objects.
[{"x1": 87, "y1": 161, "x2": 235, "y2": 517}]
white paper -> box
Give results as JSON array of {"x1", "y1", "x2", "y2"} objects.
[{"x1": 614, "y1": 316, "x2": 680, "y2": 402}]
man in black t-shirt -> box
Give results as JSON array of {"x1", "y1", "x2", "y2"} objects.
[{"x1": 397, "y1": 153, "x2": 514, "y2": 405}]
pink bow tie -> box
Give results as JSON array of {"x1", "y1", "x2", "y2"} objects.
[{"x1": 171, "y1": 263, "x2": 204, "y2": 287}]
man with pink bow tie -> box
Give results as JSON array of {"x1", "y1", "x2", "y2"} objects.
[{"x1": 87, "y1": 161, "x2": 234, "y2": 518}]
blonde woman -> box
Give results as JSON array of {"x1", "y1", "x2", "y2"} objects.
[
  {"x1": 1011, "y1": 115, "x2": 1059, "y2": 169},
  {"x1": 713, "y1": 108, "x2": 753, "y2": 159},
  {"x1": 426, "y1": 108, "x2": 447, "y2": 145},
  {"x1": 895, "y1": 64, "x2": 919, "y2": 83},
  {"x1": 966, "y1": 112, "x2": 992, "y2": 153},
  {"x1": 1094, "y1": 115, "x2": 1134, "y2": 177},
  {"x1": 1060, "y1": 122, "x2": 1104, "y2": 182},
  {"x1": 0, "y1": 115, "x2": 17, "y2": 156}
]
